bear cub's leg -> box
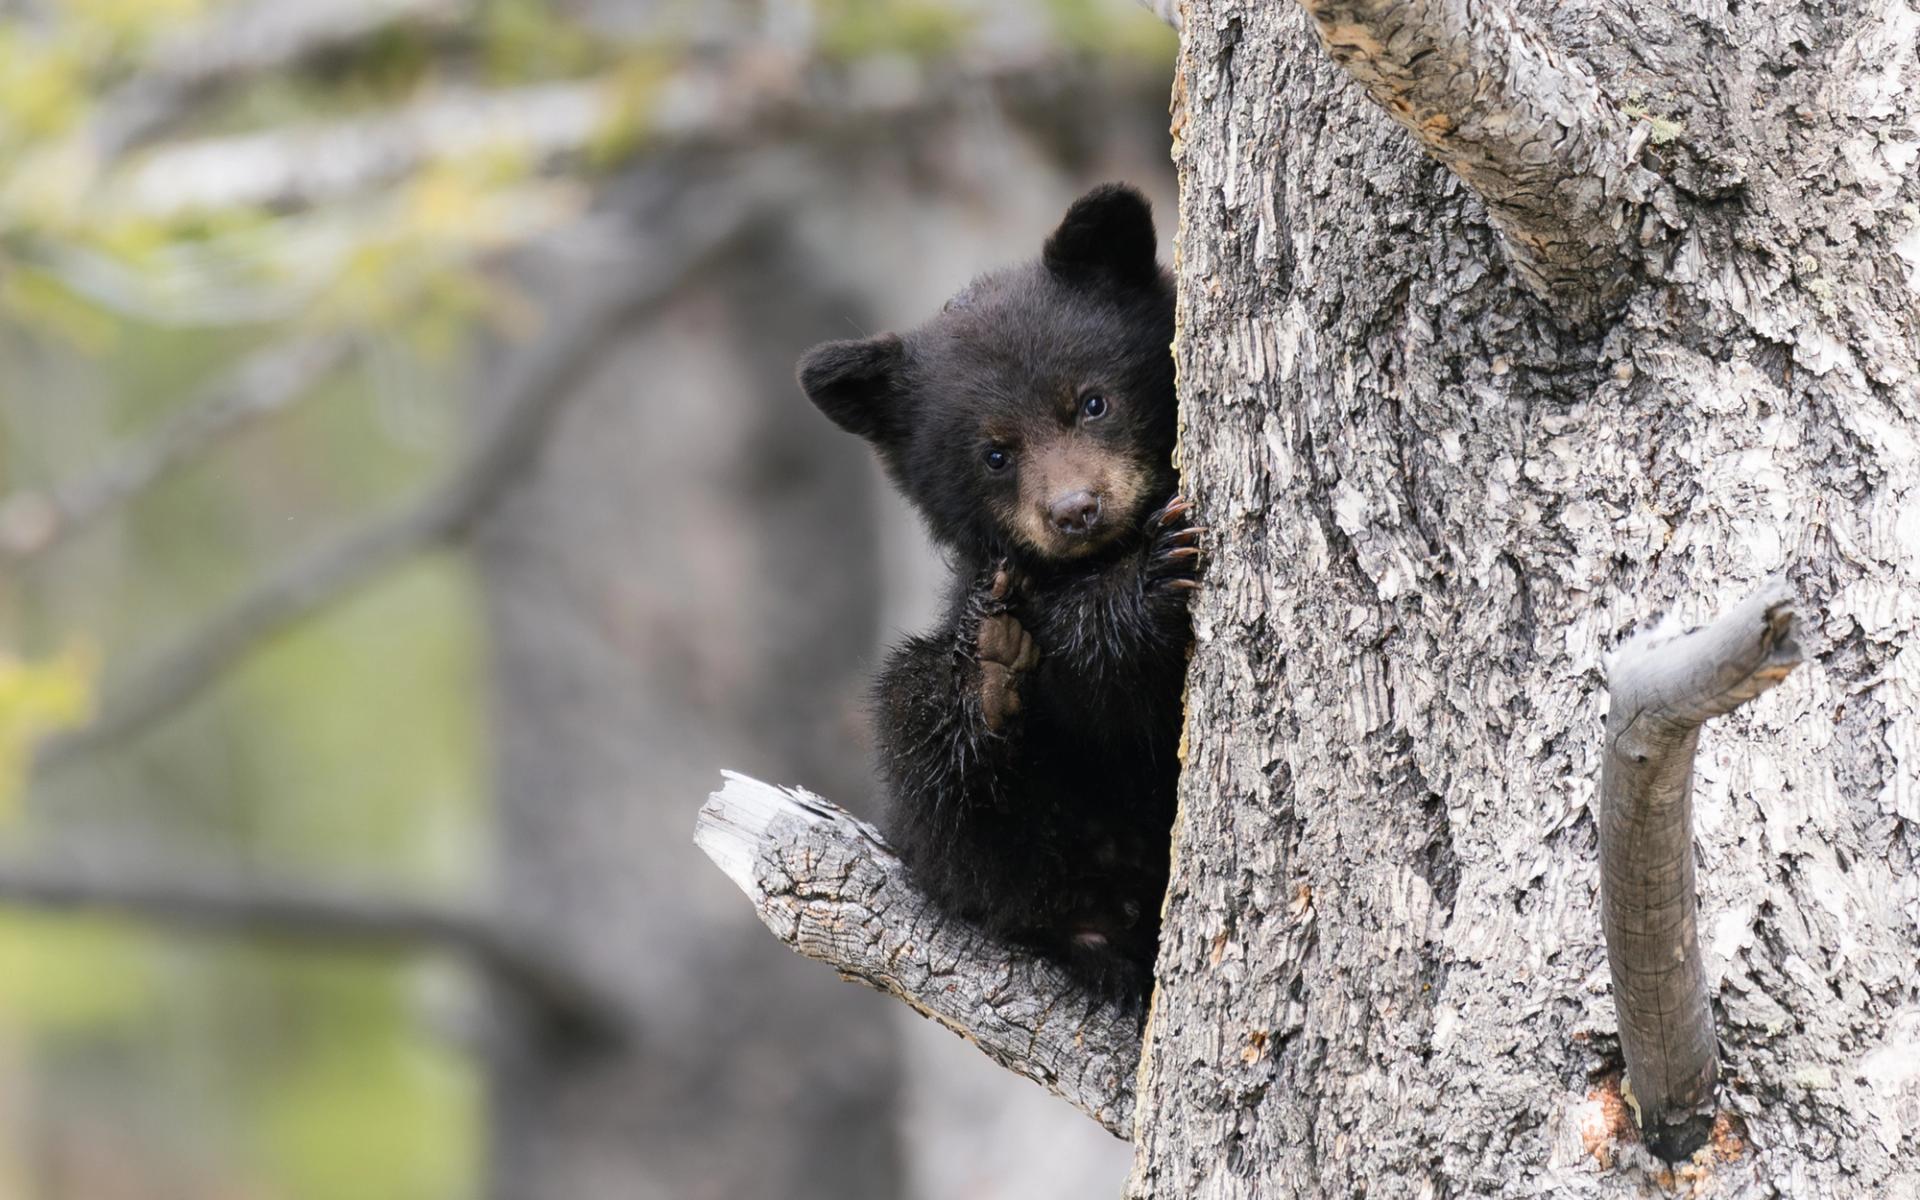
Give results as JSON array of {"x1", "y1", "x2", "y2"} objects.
[{"x1": 974, "y1": 566, "x2": 1040, "y2": 733}]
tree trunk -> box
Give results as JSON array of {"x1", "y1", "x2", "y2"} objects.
[
  {"x1": 475, "y1": 218, "x2": 907, "y2": 1200},
  {"x1": 1130, "y1": 2, "x2": 1919, "y2": 1197}
]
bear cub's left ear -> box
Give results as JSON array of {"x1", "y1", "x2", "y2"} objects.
[
  {"x1": 796, "y1": 332, "x2": 907, "y2": 444},
  {"x1": 1042, "y1": 183, "x2": 1160, "y2": 288}
]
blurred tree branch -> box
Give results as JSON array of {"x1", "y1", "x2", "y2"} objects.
[
  {"x1": 0, "y1": 334, "x2": 354, "y2": 566},
  {"x1": 23, "y1": 41, "x2": 1169, "y2": 773},
  {"x1": 95, "y1": 0, "x2": 471, "y2": 157},
  {"x1": 120, "y1": 78, "x2": 610, "y2": 218},
  {"x1": 115, "y1": 52, "x2": 1151, "y2": 218},
  {"x1": 31, "y1": 192, "x2": 761, "y2": 775},
  {"x1": 0, "y1": 849, "x2": 625, "y2": 1041},
  {"x1": 695, "y1": 772, "x2": 1143, "y2": 1138}
]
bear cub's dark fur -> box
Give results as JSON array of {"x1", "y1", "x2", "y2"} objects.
[{"x1": 797, "y1": 184, "x2": 1196, "y2": 1004}]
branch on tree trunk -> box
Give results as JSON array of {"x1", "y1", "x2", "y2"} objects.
[
  {"x1": 1296, "y1": 0, "x2": 1672, "y2": 319},
  {"x1": 1599, "y1": 578, "x2": 1803, "y2": 1161},
  {"x1": 31, "y1": 201, "x2": 756, "y2": 776},
  {"x1": 0, "y1": 335, "x2": 353, "y2": 567},
  {"x1": 0, "y1": 851, "x2": 625, "y2": 1042},
  {"x1": 694, "y1": 772, "x2": 1142, "y2": 1138}
]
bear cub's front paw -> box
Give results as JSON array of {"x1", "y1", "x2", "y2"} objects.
[
  {"x1": 976, "y1": 566, "x2": 1040, "y2": 732},
  {"x1": 1145, "y1": 495, "x2": 1205, "y2": 596}
]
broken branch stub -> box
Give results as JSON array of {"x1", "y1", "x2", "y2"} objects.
[
  {"x1": 694, "y1": 771, "x2": 1143, "y2": 1138},
  {"x1": 1599, "y1": 579, "x2": 1803, "y2": 1160}
]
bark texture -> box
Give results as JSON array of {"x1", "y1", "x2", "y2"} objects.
[
  {"x1": 1296, "y1": 0, "x2": 1669, "y2": 319},
  {"x1": 1131, "y1": 2, "x2": 1919, "y2": 1196},
  {"x1": 695, "y1": 773, "x2": 1143, "y2": 1138}
]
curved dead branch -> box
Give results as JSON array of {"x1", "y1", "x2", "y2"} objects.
[
  {"x1": 1599, "y1": 578, "x2": 1803, "y2": 1160},
  {"x1": 695, "y1": 772, "x2": 1143, "y2": 1138},
  {"x1": 1297, "y1": 0, "x2": 1672, "y2": 320}
]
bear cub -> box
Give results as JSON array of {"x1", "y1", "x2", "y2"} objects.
[{"x1": 797, "y1": 184, "x2": 1197, "y2": 1004}]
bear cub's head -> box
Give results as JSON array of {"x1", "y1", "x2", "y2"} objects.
[{"x1": 798, "y1": 184, "x2": 1175, "y2": 567}]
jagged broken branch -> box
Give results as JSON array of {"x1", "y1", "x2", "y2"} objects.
[
  {"x1": 1297, "y1": 0, "x2": 1670, "y2": 318},
  {"x1": 694, "y1": 772, "x2": 1142, "y2": 1138},
  {"x1": 1599, "y1": 578, "x2": 1803, "y2": 1160}
]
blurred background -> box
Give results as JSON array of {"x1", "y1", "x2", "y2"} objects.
[{"x1": 0, "y1": 1, "x2": 1175, "y2": 1197}]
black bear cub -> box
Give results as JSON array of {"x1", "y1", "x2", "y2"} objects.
[{"x1": 797, "y1": 184, "x2": 1196, "y2": 1004}]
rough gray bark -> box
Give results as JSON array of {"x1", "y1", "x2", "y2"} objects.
[
  {"x1": 695, "y1": 772, "x2": 1143, "y2": 1138},
  {"x1": 1599, "y1": 581, "x2": 1803, "y2": 1161},
  {"x1": 1129, "y1": 1, "x2": 1920, "y2": 1196},
  {"x1": 1296, "y1": 0, "x2": 1671, "y2": 319}
]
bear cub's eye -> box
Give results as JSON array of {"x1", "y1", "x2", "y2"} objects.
[
  {"x1": 983, "y1": 447, "x2": 1012, "y2": 472},
  {"x1": 1080, "y1": 393, "x2": 1109, "y2": 420}
]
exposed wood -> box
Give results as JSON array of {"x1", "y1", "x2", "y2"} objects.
[
  {"x1": 695, "y1": 772, "x2": 1143, "y2": 1138},
  {"x1": 1599, "y1": 580, "x2": 1803, "y2": 1160}
]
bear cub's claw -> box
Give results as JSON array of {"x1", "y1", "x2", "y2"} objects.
[
  {"x1": 1147, "y1": 495, "x2": 1206, "y2": 594},
  {"x1": 976, "y1": 564, "x2": 1040, "y2": 732}
]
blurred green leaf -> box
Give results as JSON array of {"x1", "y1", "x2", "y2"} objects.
[
  {"x1": 0, "y1": 643, "x2": 97, "y2": 819},
  {"x1": 0, "y1": 913, "x2": 151, "y2": 1031},
  {"x1": 247, "y1": 957, "x2": 477, "y2": 1200},
  {"x1": 817, "y1": 0, "x2": 976, "y2": 60}
]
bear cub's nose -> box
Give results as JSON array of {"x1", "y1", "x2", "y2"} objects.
[{"x1": 1048, "y1": 490, "x2": 1103, "y2": 535}]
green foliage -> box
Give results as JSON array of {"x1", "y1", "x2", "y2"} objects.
[
  {"x1": 246, "y1": 955, "x2": 478, "y2": 1200},
  {"x1": 0, "y1": 314, "x2": 483, "y2": 1200},
  {"x1": 0, "y1": 29, "x2": 89, "y2": 143},
  {"x1": 0, "y1": 913, "x2": 149, "y2": 1031},
  {"x1": 0, "y1": 644, "x2": 96, "y2": 820},
  {"x1": 0, "y1": 0, "x2": 615, "y2": 349},
  {"x1": 0, "y1": 0, "x2": 1178, "y2": 1195},
  {"x1": 0, "y1": 265, "x2": 119, "y2": 351},
  {"x1": 479, "y1": 0, "x2": 608, "y2": 83},
  {"x1": 229, "y1": 556, "x2": 483, "y2": 881},
  {"x1": 816, "y1": 0, "x2": 975, "y2": 60},
  {"x1": 1041, "y1": 0, "x2": 1178, "y2": 59}
]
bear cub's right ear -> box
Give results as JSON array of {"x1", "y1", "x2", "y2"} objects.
[
  {"x1": 1042, "y1": 183, "x2": 1159, "y2": 288},
  {"x1": 796, "y1": 333, "x2": 906, "y2": 444}
]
